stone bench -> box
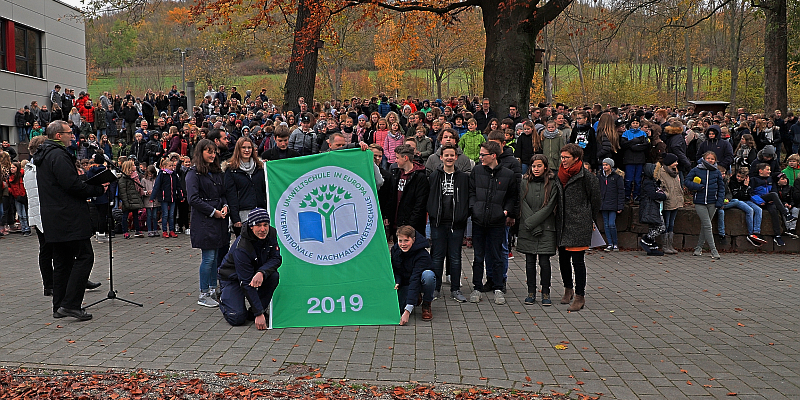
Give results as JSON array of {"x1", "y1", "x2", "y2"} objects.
[{"x1": 594, "y1": 205, "x2": 800, "y2": 252}]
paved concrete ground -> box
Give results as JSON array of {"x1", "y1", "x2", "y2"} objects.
[{"x1": 0, "y1": 232, "x2": 798, "y2": 399}]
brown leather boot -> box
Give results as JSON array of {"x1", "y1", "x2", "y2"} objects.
[
  {"x1": 421, "y1": 301, "x2": 432, "y2": 321},
  {"x1": 568, "y1": 295, "x2": 585, "y2": 311},
  {"x1": 560, "y1": 288, "x2": 574, "y2": 304}
]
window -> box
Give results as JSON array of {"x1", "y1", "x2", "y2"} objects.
[{"x1": 15, "y1": 25, "x2": 41, "y2": 78}]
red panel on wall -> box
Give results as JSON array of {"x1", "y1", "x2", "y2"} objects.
[{"x1": 5, "y1": 20, "x2": 15, "y2": 72}]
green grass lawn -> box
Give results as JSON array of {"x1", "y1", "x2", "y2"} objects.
[{"x1": 88, "y1": 64, "x2": 724, "y2": 100}]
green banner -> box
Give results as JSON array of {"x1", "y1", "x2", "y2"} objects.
[{"x1": 266, "y1": 149, "x2": 399, "y2": 328}]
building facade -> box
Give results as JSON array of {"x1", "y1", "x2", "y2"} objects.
[{"x1": 0, "y1": 0, "x2": 86, "y2": 147}]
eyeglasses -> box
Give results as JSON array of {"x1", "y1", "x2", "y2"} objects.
[
  {"x1": 478, "y1": 153, "x2": 491, "y2": 158},
  {"x1": 560, "y1": 156, "x2": 573, "y2": 160},
  {"x1": 58, "y1": 131, "x2": 74, "y2": 135}
]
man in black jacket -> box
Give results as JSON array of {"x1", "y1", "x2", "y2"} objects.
[
  {"x1": 388, "y1": 145, "x2": 429, "y2": 238},
  {"x1": 261, "y1": 126, "x2": 300, "y2": 161},
  {"x1": 34, "y1": 121, "x2": 108, "y2": 321},
  {"x1": 128, "y1": 132, "x2": 147, "y2": 164},
  {"x1": 427, "y1": 144, "x2": 470, "y2": 302},
  {"x1": 474, "y1": 98, "x2": 497, "y2": 132},
  {"x1": 468, "y1": 141, "x2": 518, "y2": 305},
  {"x1": 145, "y1": 130, "x2": 164, "y2": 166},
  {"x1": 217, "y1": 208, "x2": 280, "y2": 329}
]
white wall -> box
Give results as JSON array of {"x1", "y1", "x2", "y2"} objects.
[{"x1": 0, "y1": 0, "x2": 86, "y2": 144}]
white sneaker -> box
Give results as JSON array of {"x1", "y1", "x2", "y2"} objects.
[
  {"x1": 197, "y1": 292, "x2": 219, "y2": 307},
  {"x1": 469, "y1": 290, "x2": 482, "y2": 303},
  {"x1": 209, "y1": 286, "x2": 220, "y2": 301},
  {"x1": 494, "y1": 289, "x2": 506, "y2": 305},
  {"x1": 185, "y1": 228, "x2": 190, "y2": 235}
]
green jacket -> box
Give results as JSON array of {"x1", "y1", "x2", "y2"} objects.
[
  {"x1": 459, "y1": 130, "x2": 485, "y2": 162},
  {"x1": 516, "y1": 178, "x2": 559, "y2": 255},
  {"x1": 542, "y1": 132, "x2": 566, "y2": 171}
]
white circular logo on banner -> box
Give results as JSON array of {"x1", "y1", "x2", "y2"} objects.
[{"x1": 275, "y1": 166, "x2": 378, "y2": 265}]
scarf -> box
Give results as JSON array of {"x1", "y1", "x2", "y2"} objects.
[
  {"x1": 558, "y1": 160, "x2": 582, "y2": 186},
  {"x1": 240, "y1": 158, "x2": 256, "y2": 175},
  {"x1": 542, "y1": 128, "x2": 559, "y2": 140}
]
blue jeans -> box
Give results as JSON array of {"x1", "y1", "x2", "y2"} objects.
[
  {"x1": 200, "y1": 248, "x2": 220, "y2": 291},
  {"x1": 718, "y1": 199, "x2": 756, "y2": 236},
  {"x1": 161, "y1": 201, "x2": 175, "y2": 232},
  {"x1": 521, "y1": 164, "x2": 529, "y2": 174},
  {"x1": 18, "y1": 127, "x2": 28, "y2": 143},
  {"x1": 471, "y1": 224, "x2": 506, "y2": 291},
  {"x1": 744, "y1": 201, "x2": 763, "y2": 233},
  {"x1": 625, "y1": 163, "x2": 643, "y2": 199},
  {"x1": 662, "y1": 209, "x2": 678, "y2": 233},
  {"x1": 601, "y1": 210, "x2": 618, "y2": 246},
  {"x1": 397, "y1": 270, "x2": 435, "y2": 309},
  {"x1": 219, "y1": 272, "x2": 279, "y2": 326},
  {"x1": 430, "y1": 224, "x2": 465, "y2": 292},
  {"x1": 146, "y1": 207, "x2": 159, "y2": 231},
  {"x1": 14, "y1": 200, "x2": 29, "y2": 233}
]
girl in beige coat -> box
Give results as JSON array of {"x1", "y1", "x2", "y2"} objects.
[{"x1": 657, "y1": 153, "x2": 684, "y2": 253}]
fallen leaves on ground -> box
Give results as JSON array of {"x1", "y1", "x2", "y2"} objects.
[{"x1": 0, "y1": 368, "x2": 593, "y2": 400}]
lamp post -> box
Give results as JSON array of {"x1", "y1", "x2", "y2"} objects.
[
  {"x1": 172, "y1": 48, "x2": 189, "y2": 92},
  {"x1": 668, "y1": 66, "x2": 686, "y2": 109}
]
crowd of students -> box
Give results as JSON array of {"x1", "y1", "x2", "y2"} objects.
[{"x1": 5, "y1": 84, "x2": 800, "y2": 326}]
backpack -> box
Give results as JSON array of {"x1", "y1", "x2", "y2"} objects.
[{"x1": 112, "y1": 208, "x2": 126, "y2": 234}]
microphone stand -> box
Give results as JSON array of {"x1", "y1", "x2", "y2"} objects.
[{"x1": 86, "y1": 172, "x2": 143, "y2": 309}]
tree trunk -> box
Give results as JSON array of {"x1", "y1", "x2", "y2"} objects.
[
  {"x1": 760, "y1": 0, "x2": 788, "y2": 114},
  {"x1": 684, "y1": 26, "x2": 694, "y2": 100},
  {"x1": 542, "y1": 25, "x2": 553, "y2": 104},
  {"x1": 283, "y1": 0, "x2": 324, "y2": 112},
  {"x1": 480, "y1": 0, "x2": 570, "y2": 117},
  {"x1": 728, "y1": 1, "x2": 743, "y2": 113}
]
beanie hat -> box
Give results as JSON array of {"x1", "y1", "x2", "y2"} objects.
[
  {"x1": 247, "y1": 208, "x2": 270, "y2": 226},
  {"x1": 602, "y1": 158, "x2": 614, "y2": 168},
  {"x1": 763, "y1": 145, "x2": 776, "y2": 157},
  {"x1": 662, "y1": 153, "x2": 678, "y2": 166}
]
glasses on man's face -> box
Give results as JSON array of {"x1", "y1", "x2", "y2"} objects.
[
  {"x1": 479, "y1": 153, "x2": 491, "y2": 158},
  {"x1": 560, "y1": 156, "x2": 572, "y2": 160}
]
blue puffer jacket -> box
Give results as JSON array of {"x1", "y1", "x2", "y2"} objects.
[
  {"x1": 150, "y1": 169, "x2": 184, "y2": 204},
  {"x1": 597, "y1": 168, "x2": 625, "y2": 211},
  {"x1": 685, "y1": 159, "x2": 726, "y2": 207}
]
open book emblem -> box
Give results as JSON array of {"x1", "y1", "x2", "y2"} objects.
[{"x1": 298, "y1": 185, "x2": 358, "y2": 242}]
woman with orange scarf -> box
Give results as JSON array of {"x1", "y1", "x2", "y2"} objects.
[{"x1": 556, "y1": 144, "x2": 600, "y2": 311}]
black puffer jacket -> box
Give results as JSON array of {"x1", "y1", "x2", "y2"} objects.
[
  {"x1": 218, "y1": 225, "x2": 281, "y2": 317},
  {"x1": 224, "y1": 166, "x2": 267, "y2": 224},
  {"x1": 427, "y1": 166, "x2": 470, "y2": 229},
  {"x1": 146, "y1": 135, "x2": 163, "y2": 165},
  {"x1": 664, "y1": 125, "x2": 691, "y2": 173},
  {"x1": 469, "y1": 163, "x2": 519, "y2": 227},
  {"x1": 639, "y1": 163, "x2": 667, "y2": 225}
]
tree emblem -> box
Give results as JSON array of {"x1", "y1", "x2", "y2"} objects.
[{"x1": 299, "y1": 184, "x2": 353, "y2": 238}]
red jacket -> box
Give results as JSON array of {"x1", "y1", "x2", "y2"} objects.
[
  {"x1": 76, "y1": 96, "x2": 95, "y2": 123},
  {"x1": 7, "y1": 172, "x2": 25, "y2": 198}
]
